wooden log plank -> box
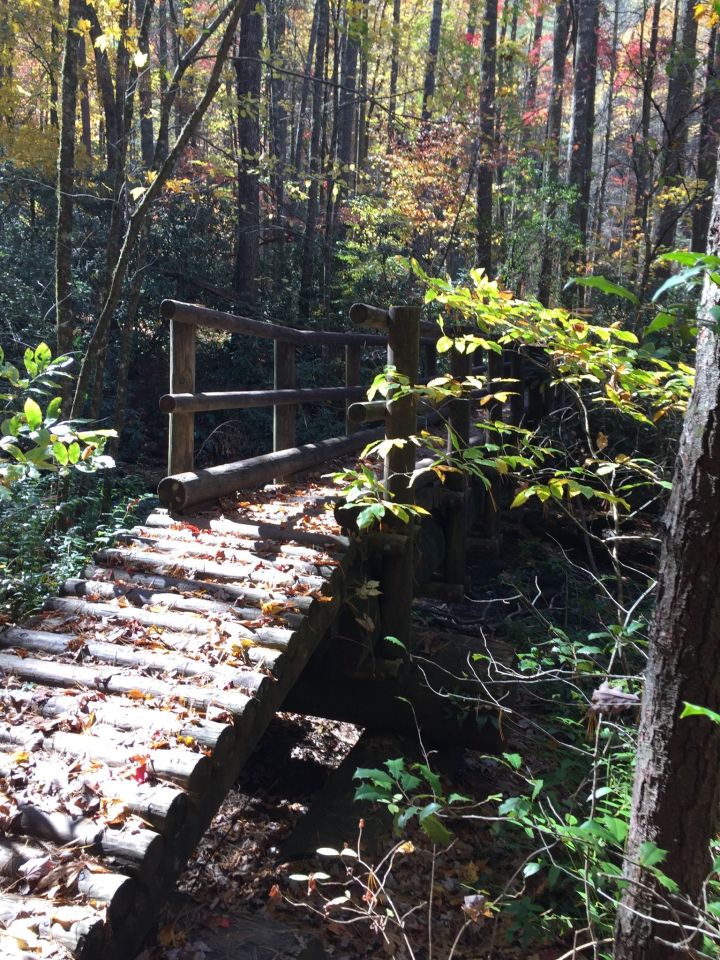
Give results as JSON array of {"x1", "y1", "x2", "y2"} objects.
[
  {"x1": 145, "y1": 510, "x2": 350, "y2": 553},
  {"x1": 157, "y1": 427, "x2": 385, "y2": 511},
  {"x1": 160, "y1": 385, "x2": 366, "y2": 414},
  {"x1": 14, "y1": 807, "x2": 164, "y2": 875},
  {"x1": 84, "y1": 564, "x2": 317, "y2": 614},
  {"x1": 60, "y1": 578, "x2": 304, "y2": 631},
  {"x1": 0, "y1": 893, "x2": 105, "y2": 957},
  {"x1": 0, "y1": 652, "x2": 253, "y2": 717},
  {"x1": 0, "y1": 627, "x2": 270, "y2": 694},
  {"x1": 0, "y1": 723, "x2": 211, "y2": 794},
  {"x1": 95, "y1": 545, "x2": 326, "y2": 593},
  {"x1": 0, "y1": 687, "x2": 235, "y2": 764},
  {"x1": 124, "y1": 525, "x2": 340, "y2": 567}
]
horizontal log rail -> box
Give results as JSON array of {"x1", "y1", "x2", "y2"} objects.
[{"x1": 160, "y1": 385, "x2": 367, "y2": 415}]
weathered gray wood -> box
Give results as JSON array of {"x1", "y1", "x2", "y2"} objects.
[
  {"x1": 345, "y1": 342, "x2": 362, "y2": 434},
  {"x1": 145, "y1": 510, "x2": 350, "y2": 552},
  {"x1": 161, "y1": 299, "x2": 389, "y2": 347},
  {"x1": 157, "y1": 426, "x2": 385, "y2": 511},
  {"x1": 0, "y1": 893, "x2": 104, "y2": 957},
  {"x1": 347, "y1": 400, "x2": 388, "y2": 424},
  {"x1": 95, "y1": 545, "x2": 325, "y2": 595},
  {"x1": 273, "y1": 340, "x2": 297, "y2": 453},
  {"x1": 168, "y1": 318, "x2": 196, "y2": 475},
  {"x1": 16, "y1": 806, "x2": 164, "y2": 875},
  {"x1": 84, "y1": 564, "x2": 317, "y2": 614},
  {"x1": 77, "y1": 871, "x2": 136, "y2": 925},
  {"x1": 0, "y1": 625, "x2": 259, "y2": 683},
  {"x1": 160, "y1": 385, "x2": 366, "y2": 414},
  {"x1": 349, "y1": 301, "x2": 390, "y2": 329},
  {"x1": 0, "y1": 652, "x2": 253, "y2": 717},
  {"x1": 0, "y1": 722, "x2": 212, "y2": 793}
]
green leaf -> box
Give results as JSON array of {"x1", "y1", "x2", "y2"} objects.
[
  {"x1": 503, "y1": 752, "x2": 522, "y2": 770},
  {"x1": 356, "y1": 503, "x2": 385, "y2": 530},
  {"x1": 383, "y1": 635, "x2": 407, "y2": 651},
  {"x1": 566, "y1": 276, "x2": 639, "y2": 305},
  {"x1": 652, "y1": 265, "x2": 705, "y2": 301},
  {"x1": 680, "y1": 702, "x2": 720, "y2": 724},
  {"x1": 638, "y1": 841, "x2": 667, "y2": 868},
  {"x1": 354, "y1": 767, "x2": 394, "y2": 786},
  {"x1": 523, "y1": 861, "x2": 542, "y2": 879},
  {"x1": 45, "y1": 397, "x2": 62, "y2": 421},
  {"x1": 420, "y1": 813, "x2": 453, "y2": 845},
  {"x1": 23, "y1": 398, "x2": 42, "y2": 430}
]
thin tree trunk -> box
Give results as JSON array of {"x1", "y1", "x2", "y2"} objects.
[
  {"x1": 615, "y1": 148, "x2": 720, "y2": 960},
  {"x1": 50, "y1": 0, "x2": 60, "y2": 128},
  {"x1": 233, "y1": 1, "x2": 262, "y2": 314},
  {"x1": 567, "y1": 0, "x2": 600, "y2": 267},
  {"x1": 337, "y1": 0, "x2": 359, "y2": 187},
  {"x1": 654, "y1": 0, "x2": 699, "y2": 252},
  {"x1": 388, "y1": 0, "x2": 401, "y2": 143},
  {"x1": 156, "y1": 0, "x2": 169, "y2": 163},
  {"x1": 421, "y1": 0, "x2": 443, "y2": 123},
  {"x1": 298, "y1": 0, "x2": 328, "y2": 319},
  {"x1": 591, "y1": 0, "x2": 619, "y2": 253},
  {"x1": 692, "y1": 27, "x2": 720, "y2": 251},
  {"x1": 476, "y1": 0, "x2": 497, "y2": 275},
  {"x1": 267, "y1": 0, "x2": 288, "y2": 221},
  {"x1": 537, "y1": 0, "x2": 569, "y2": 305},
  {"x1": 136, "y1": 0, "x2": 154, "y2": 168},
  {"x1": 55, "y1": 0, "x2": 84, "y2": 362},
  {"x1": 523, "y1": 9, "x2": 544, "y2": 131},
  {"x1": 78, "y1": 35, "x2": 92, "y2": 161},
  {"x1": 634, "y1": 0, "x2": 661, "y2": 296},
  {"x1": 293, "y1": 0, "x2": 319, "y2": 172}
]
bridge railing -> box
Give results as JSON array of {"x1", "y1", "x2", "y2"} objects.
[{"x1": 157, "y1": 299, "x2": 435, "y2": 512}]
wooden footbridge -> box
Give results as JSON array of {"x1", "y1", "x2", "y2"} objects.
[{"x1": 0, "y1": 301, "x2": 541, "y2": 960}]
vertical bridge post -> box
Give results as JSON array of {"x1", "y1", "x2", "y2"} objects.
[
  {"x1": 168, "y1": 317, "x2": 196, "y2": 475},
  {"x1": 444, "y1": 343, "x2": 471, "y2": 585},
  {"x1": 273, "y1": 341, "x2": 296, "y2": 452},
  {"x1": 350, "y1": 303, "x2": 420, "y2": 649}
]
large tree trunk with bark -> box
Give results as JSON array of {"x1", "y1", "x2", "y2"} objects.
[
  {"x1": 233, "y1": 2, "x2": 262, "y2": 314},
  {"x1": 614, "y1": 151, "x2": 720, "y2": 960}
]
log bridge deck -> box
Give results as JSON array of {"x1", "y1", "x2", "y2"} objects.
[{"x1": 0, "y1": 301, "x2": 541, "y2": 959}]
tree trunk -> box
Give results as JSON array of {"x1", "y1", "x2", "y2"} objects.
[
  {"x1": 634, "y1": 0, "x2": 661, "y2": 296},
  {"x1": 476, "y1": 0, "x2": 497, "y2": 275},
  {"x1": 566, "y1": 0, "x2": 600, "y2": 264},
  {"x1": 537, "y1": 0, "x2": 569, "y2": 305},
  {"x1": 421, "y1": 0, "x2": 443, "y2": 123},
  {"x1": 156, "y1": 0, "x2": 169, "y2": 163},
  {"x1": 293, "y1": 0, "x2": 319, "y2": 172},
  {"x1": 591, "y1": 0, "x2": 619, "y2": 254},
  {"x1": 692, "y1": 27, "x2": 720, "y2": 252},
  {"x1": 337, "y1": 0, "x2": 359, "y2": 187},
  {"x1": 615, "y1": 150, "x2": 720, "y2": 960},
  {"x1": 55, "y1": 0, "x2": 84, "y2": 362},
  {"x1": 233, "y1": 1, "x2": 262, "y2": 315},
  {"x1": 136, "y1": 0, "x2": 154, "y2": 168},
  {"x1": 388, "y1": 0, "x2": 401, "y2": 143},
  {"x1": 653, "y1": 0, "x2": 699, "y2": 252},
  {"x1": 49, "y1": 0, "x2": 60, "y2": 128},
  {"x1": 298, "y1": 0, "x2": 328, "y2": 319},
  {"x1": 78, "y1": 35, "x2": 92, "y2": 161},
  {"x1": 266, "y1": 0, "x2": 288, "y2": 222},
  {"x1": 522, "y1": 10, "x2": 544, "y2": 132}
]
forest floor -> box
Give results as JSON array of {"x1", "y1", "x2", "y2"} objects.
[{"x1": 134, "y1": 507, "x2": 580, "y2": 960}]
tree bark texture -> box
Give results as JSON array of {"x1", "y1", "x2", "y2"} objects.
[
  {"x1": 388, "y1": 0, "x2": 401, "y2": 142},
  {"x1": 654, "y1": 0, "x2": 699, "y2": 252},
  {"x1": 476, "y1": 0, "x2": 497, "y2": 275},
  {"x1": 537, "y1": 0, "x2": 569, "y2": 306},
  {"x1": 55, "y1": 0, "x2": 84, "y2": 360},
  {"x1": 567, "y1": 0, "x2": 600, "y2": 255},
  {"x1": 233, "y1": 1, "x2": 262, "y2": 314},
  {"x1": 421, "y1": 0, "x2": 443, "y2": 123},
  {"x1": 615, "y1": 155, "x2": 720, "y2": 960},
  {"x1": 692, "y1": 27, "x2": 720, "y2": 252},
  {"x1": 298, "y1": 0, "x2": 328, "y2": 319}
]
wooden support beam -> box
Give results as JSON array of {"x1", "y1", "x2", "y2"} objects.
[
  {"x1": 345, "y1": 342, "x2": 362, "y2": 434},
  {"x1": 273, "y1": 341, "x2": 296, "y2": 453},
  {"x1": 158, "y1": 426, "x2": 384, "y2": 511},
  {"x1": 347, "y1": 400, "x2": 388, "y2": 424},
  {"x1": 160, "y1": 386, "x2": 366, "y2": 414},
  {"x1": 168, "y1": 319, "x2": 195, "y2": 475},
  {"x1": 444, "y1": 346, "x2": 471, "y2": 585}
]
